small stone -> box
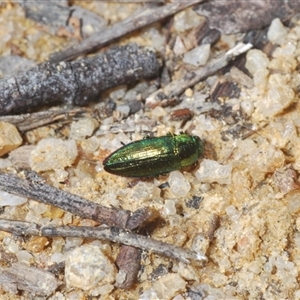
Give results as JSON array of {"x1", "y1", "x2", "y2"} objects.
[
  {"x1": 248, "y1": 143, "x2": 285, "y2": 182},
  {"x1": 174, "y1": 9, "x2": 204, "y2": 33},
  {"x1": 273, "y1": 166, "x2": 298, "y2": 194},
  {"x1": 152, "y1": 106, "x2": 167, "y2": 117},
  {"x1": 195, "y1": 159, "x2": 232, "y2": 185},
  {"x1": 69, "y1": 118, "x2": 98, "y2": 140},
  {"x1": 90, "y1": 283, "x2": 114, "y2": 297},
  {"x1": 0, "y1": 158, "x2": 12, "y2": 169},
  {"x1": 65, "y1": 244, "x2": 116, "y2": 290},
  {"x1": 65, "y1": 290, "x2": 86, "y2": 300},
  {"x1": 173, "y1": 36, "x2": 187, "y2": 56},
  {"x1": 0, "y1": 191, "x2": 27, "y2": 206},
  {"x1": 152, "y1": 273, "x2": 186, "y2": 299},
  {"x1": 164, "y1": 199, "x2": 176, "y2": 215},
  {"x1": 168, "y1": 171, "x2": 191, "y2": 197},
  {"x1": 23, "y1": 237, "x2": 48, "y2": 253},
  {"x1": 0, "y1": 122, "x2": 22, "y2": 157},
  {"x1": 15, "y1": 250, "x2": 33, "y2": 265},
  {"x1": 9, "y1": 145, "x2": 35, "y2": 169},
  {"x1": 183, "y1": 44, "x2": 210, "y2": 67},
  {"x1": 81, "y1": 136, "x2": 100, "y2": 154},
  {"x1": 245, "y1": 49, "x2": 269, "y2": 76},
  {"x1": 30, "y1": 138, "x2": 78, "y2": 171},
  {"x1": 268, "y1": 18, "x2": 287, "y2": 45},
  {"x1": 241, "y1": 100, "x2": 254, "y2": 116},
  {"x1": 42, "y1": 206, "x2": 64, "y2": 219},
  {"x1": 185, "y1": 88, "x2": 193, "y2": 98},
  {"x1": 257, "y1": 74, "x2": 295, "y2": 117},
  {"x1": 109, "y1": 85, "x2": 127, "y2": 101},
  {"x1": 65, "y1": 237, "x2": 83, "y2": 251},
  {"x1": 115, "y1": 105, "x2": 130, "y2": 117},
  {"x1": 287, "y1": 191, "x2": 300, "y2": 214}
]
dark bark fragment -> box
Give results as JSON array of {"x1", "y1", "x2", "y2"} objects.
[
  {"x1": 194, "y1": 0, "x2": 300, "y2": 34},
  {"x1": 0, "y1": 44, "x2": 159, "y2": 115},
  {"x1": 115, "y1": 246, "x2": 142, "y2": 289}
]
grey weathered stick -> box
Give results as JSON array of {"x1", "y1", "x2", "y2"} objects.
[
  {"x1": 0, "y1": 43, "x2": 159, "y2": 115},
  {"x1": 0, "y1": 171, "x2": 131, "y2": 229},
  {"x1": 0, "y1": 108, "x2": 87, "y2": 132},
  {"x1": 0, "y1": 219, "x2": 207, "y2": 264},
  {"x1": 0, "y1": 262, "x2": 60, "y2": 296},
  {"x1": 146, "y1": 43, "x2": 253, "y2": 106},
  {"x1": 49, "y1": 1, "x2": 205, "y2": 62}
]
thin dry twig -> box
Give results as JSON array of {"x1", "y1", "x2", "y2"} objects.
[
  {"x1": 0, "y1": 219, "x2": 206, "y2": 264},
  {"x1": 0, "y1": 262, "x2": 60, "y2": 296},
  {"x1": 146, "y1": 43, "x2": 253, "y2": 106},
  {"x1": 0, "y1": 108, "x2": 87, "y2": 132},
  {"x1": 49, "y1": 1, "x2": 205, "y2": 62},
  {"x1": 0, "y1": 170, "x2": 131, "y2": 228},
  {"x1": 0, "y1": 171, "x2": 207, "y2": 263}
]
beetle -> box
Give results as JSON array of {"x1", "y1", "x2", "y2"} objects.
[{"x1": 103, "y1": 133, "x2": 203, "y2": 177}]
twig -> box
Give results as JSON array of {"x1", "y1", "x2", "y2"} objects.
[
  {"x1": 0, "y1": 262, "x2": 60, "y2": 296},
  {"x1": 146, "y1": 43, "x2": 253, "y2": 106},
  {"x1": 115, "y1": 246, "x2": 141, "y2": 289},
  {"x1": 0, "y1": 108, "x2": 87, "y2": 132},
  {"x1": 0, "y1": 171, "x2": 131, "y2": 228},
  {"x1": 0, "y1": 171, "x2": 207, "y2": 263},
  {"x1": 0, "y1": 219, "x2": 207, "y2": 264},
  {"x1": 0, "y1": 170, "x2": 161, "y2": 289},
  {"x1": 0, "y1": 44, "x2": 159, "y2": 115},
  {"x1": 49, "y1": 1, "x2": 205, "y2": 62}
]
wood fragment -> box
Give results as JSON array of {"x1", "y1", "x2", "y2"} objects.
[
  {"x1": 0, "y1": 262, "x2": 60, "y2": 296},
  {"x1": 0, "y1": 108, "x2": 89, "y2": 132},
  {"x1": 0, "y1": 171, "x2": 131, "y2": 228},
  {"x1": 0, "y1": 44, "x2": 159, "y2": 115},
  {"x1": 0, "y1": 172, "x2": 207, "y2": 259},
  {"x1": 49, "y1": 1, "x2": 205, "y2": 62},
  {"x1": 115, "y1": 246, "x2": 142, "y2": 289},
  {"x1": 0, "y1": 219, "x2": 207, "y2": 264},
  {"x1": 229, "y1": 66, "x2": 254, "y2": 89},
  {"x1": 194, "y1": 0, "x2": 300, "y2": 34},
  {"x1": 146, "y1": 43, "x2": 253, "y2": 107},
  {"x1": 116, "y1": 206, "x2": 159, "y2": 289}
]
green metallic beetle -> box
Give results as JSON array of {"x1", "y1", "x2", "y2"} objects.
[{"x1": 103, "y1": 133, "x2": 204, "y2": 177}]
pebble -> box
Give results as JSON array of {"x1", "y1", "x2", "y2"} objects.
[
  {"x1": 15, "y1": 250, "x2": 33, "y2": 265},
  {"x1": 109, "y1": 85, "x2": 127, "y2": 101},
  {"x1": 173, "y1": 35, "x2": 187, "y2": 56},
  {"x1": 245, "y1": 49, "x2": 269, "y2": 76},
  {"x1": 183, "y1": 44, "x2": 210, "y2": 67},
  {"x1": 168, "y1": 171, "x2": 191, "y2": 197},
  {"x1": 0, "y1": 158, "x2": 12, "y2": 169},
  {"x1": 30, "y1": 138, "x2": 78, "y2": 171},
  {"x1": 257, "y1": 74, "x2": 295, "y2": 117},
  {"x1": 0, "y1": 190, "x2": 27, "y2": 206},
  {"x1": 152, "y1": 273, "x2": 186, "y2": 299},
  {"x1": 69, "y1": 118, "x2": 98, "y2": 140},
  {"x1": 268, "y1": 18, "x2": 288, "y2": 45},
  {"x1": 65, "y1": 244, "x2": 116, "y2": 291},
  {"x1": 174, "y1": 9, "x2": 204, "y2": 33},
  {"x1": 164, "y1": 199, "x2": 176, "y2": 215},
  {"x1": 23, "y1": 236, "x2": 48, "y2": 253},
  {"x1": 8, "y1": 145, "x2": 35, "y2": 168},
  {"x1": 0, "y1": 121, "x2": 22, "y2": 157},
  {"x1": 196, "y1": 159, "x2": 232, "y2": 185}
]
